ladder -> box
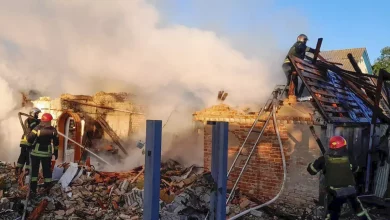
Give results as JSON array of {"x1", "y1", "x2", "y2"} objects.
[{"x1": 226, "y1": 85, "x2": 286, "y2": 204}]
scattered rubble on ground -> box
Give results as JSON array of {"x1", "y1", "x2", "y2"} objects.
[
  {"x1": 0, "y1": 159, "x2": 215, "y2": 220},
  {"x1": 0, "y1": 160, "x2": 389, "y2": 220}
]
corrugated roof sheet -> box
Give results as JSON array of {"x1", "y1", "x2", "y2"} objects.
[{"x1": 319, "y1": 48, "x2": 367, "y2": 72}]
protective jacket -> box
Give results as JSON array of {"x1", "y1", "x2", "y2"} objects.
[
  {"x1": 27, "y1": 124, "x2": 59, "y2": 158},
  {"x1": 284, "y1": 41, "x2": 315, "y2": 63},
  {"x1": 307, "y1": 155, "x2": 359, "y2": 188},
  {"x1": 20, "y1": 118, "x2": 40, "y2": 146}
]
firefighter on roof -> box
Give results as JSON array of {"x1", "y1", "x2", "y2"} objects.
[
  {"x1": 27, "y1": 112, "x2": 59, "y2": 195},
  {"x1": 282, "y1": 34, "x2": 323, "y2": 96},
  {"x1": 15, "y1": 107, "x2": 41, "y2": 176},
  {"x1": 307, "y1": 136, "x2": 371, "y2": 220}
]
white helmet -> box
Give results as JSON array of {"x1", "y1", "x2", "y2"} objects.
[{"x1": 29, "y1": 107, "x2": 41, "y2": 117}]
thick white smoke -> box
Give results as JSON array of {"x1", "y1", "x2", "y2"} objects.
[{"x1": 0, "y1": 0, "x2": 303, "y2": 169}]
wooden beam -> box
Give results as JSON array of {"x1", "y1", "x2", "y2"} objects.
[
  {"x1": 96, "y1": 116, "x2": 128, "y2": 155},
  {"x1": 289, "y1": 55, "x2": 330, "y2": 122},
  {"x1": 312, "y1": 38, "x2": 323, "y2": 64},
  {"x1": 347, "y1": 53, "x2": 363, "y2": 74},
  {"x1": 296, "y1": 62, "x2": 322, "y2": 76}
]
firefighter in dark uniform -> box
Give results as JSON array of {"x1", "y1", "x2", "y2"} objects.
[
  {"x1": 282, "y1": 34, "x2": 318, "y2": 95},
  {"x1": 307, "y1": 136, "x2": 371, "y2": 220},
  {"x1": 15, "y1": 107, "x2": 41, "y2": 176},
  {"x1": 27, "y1": 113, "x2": 59, "y2": 195}
]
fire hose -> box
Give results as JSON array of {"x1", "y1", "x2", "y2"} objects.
[
  {"x1": 18, "y1": 112, "x2": 113, "y2": 167},
  {"x1": 228, "y1": 94, "x2": 287, "y2": 220},
  {"x1": 57, "y1": 131, "x2": 113, "y2": 167}
]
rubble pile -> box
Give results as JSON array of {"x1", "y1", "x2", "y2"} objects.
[
  {"x1": 0, "y1": 160, "x2": 214, "y2": 220},
  {"x1": 0, "y1": 160, "x2": 319, "y2": 220},
  {"x1": 3, "y1": 159, "x2": 387, "y2": 220},
  {"x1": 0, "y1": 161, "x2": 25, "y2": 219}
]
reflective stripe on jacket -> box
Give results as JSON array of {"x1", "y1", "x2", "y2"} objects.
[{"x1": 27, "y1": 125, "x2": 59, "y2": 158}]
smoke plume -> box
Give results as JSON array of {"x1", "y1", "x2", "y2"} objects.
[{"x1": 0, "y1": 0, "x2": 302, "y2": 169}]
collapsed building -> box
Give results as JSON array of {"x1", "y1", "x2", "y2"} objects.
[{"x1": 26, "y1": 92, "x2": 146, "y2": 165}]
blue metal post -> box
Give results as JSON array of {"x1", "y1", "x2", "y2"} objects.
[
  {"x1": 216, "y1": 122, "x2": 228, "y2": 220},
  {"x1": 209, "y1": 122, "x2": 219, "y2": 219},
  {"x1": 143, "y1": 120, "x2": 162, "y2": 220}
]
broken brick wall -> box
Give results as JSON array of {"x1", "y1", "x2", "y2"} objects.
[
  {"x1": 130, "y1": 114, "x2": 146, "y2": 134},
  {"x1": 196, "y1": 104, "x2": 322, "y2": 209},
  {"x1": 32, "y1": 94, "x2": 145, "y2": 140}
]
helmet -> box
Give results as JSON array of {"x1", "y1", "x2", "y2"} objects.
[
  {"x1": 29, "y1": 107, "x2": 41, "y2": 117},
  {"x1": 329, "y1": 136, "x2": 347, "y2": 149},
  {"x1": 41, "y1": 113, "x2": 53, "y2": 122},
  {"x1": 297, "y1": 34, "x2": 308, "y2": 43}
]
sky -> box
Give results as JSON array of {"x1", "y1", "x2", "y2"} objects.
[{"x1": 152, "y1": 0, "x2": 389, "y2": 64}]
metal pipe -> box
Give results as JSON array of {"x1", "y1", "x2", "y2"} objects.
[
  {"x1": 216, "y1": 122, "x2": 228, "y2": 220},
  {"x1": 57, "y1": 131, "x2": 113, "y2": 167},
  {"x1": 209, "y1": 123, "x2": 219, "y2": 220},
  {"x1": 228, "y1": 98, "x2": 287, "y2": 220},
  {"x1": 143, "y1": 120, "x2": 162, "y2": 220}
]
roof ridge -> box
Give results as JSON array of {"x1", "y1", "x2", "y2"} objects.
[{"x1": 321, "y1": 47, "x2": 366, "y2": 53}]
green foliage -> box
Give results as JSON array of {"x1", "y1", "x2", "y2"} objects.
[{"x1": 372, "y1": 46, "x2": 390, "y2": 75}]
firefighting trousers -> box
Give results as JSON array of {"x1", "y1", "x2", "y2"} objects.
[
  {"x1": 325, "y1": 193, "x2": 371, "y2": 220},
  {"x1": 30, "y1": 155, "x2": 52, "y2": 193},
  {"x1": 16, "y1": 145, "x2": 31, "y2": 171}
]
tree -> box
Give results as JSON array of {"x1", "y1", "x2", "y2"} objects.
[{"x1": 372, "y1": 46, "x2": 390, "y2": 75}]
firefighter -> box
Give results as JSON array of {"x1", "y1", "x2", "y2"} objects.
[
  {"x1": 15, "y1": 107, "x2": 41, "y2": 176},
  {"x1": 282, "y1": 34, "x2": 323, "y2": 96},
  {"x1": 307, "y1": 136, "x2": 371, "y2": 220},
  {"x1": 27, "y1": 113, "x2": 59, "y2": 195}
]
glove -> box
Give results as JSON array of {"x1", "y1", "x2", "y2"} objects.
[{"x1": 53, "y1": 150, "x2": 58, "y2": 160}]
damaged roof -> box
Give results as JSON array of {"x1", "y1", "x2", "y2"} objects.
[
  {"x1": 320, "y1": 48, "x2": 366, "y2": 72},
  {"x1": 289, "y1": 55, "x2": 390, "y2": 124}
]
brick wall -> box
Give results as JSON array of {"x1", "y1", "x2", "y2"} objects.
[{"x1": 197, "y1": 104, "x2": 321, "y2": 209}]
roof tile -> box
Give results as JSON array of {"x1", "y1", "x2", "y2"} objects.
[{"x1": 319, "y1": 48, "x2": 366, "y2": 72}]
